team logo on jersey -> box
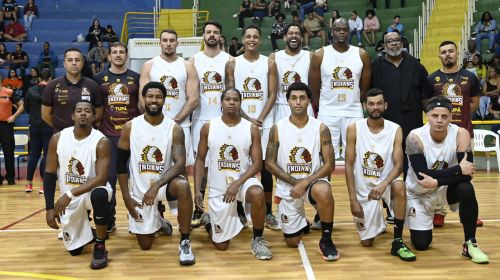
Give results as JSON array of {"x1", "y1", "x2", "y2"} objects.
[
  {"x1": 159, "y1": 75, "x2": 180, "y2": 99},
  {"x1": 214, "y1": 224, "x2": 223, "y2": 234},
  {"x1": 281, "y1": 71, "x2": 302, "y2": 92},
  {"x1": 408, "y1": 207, "x2": 416, "y2": 217},
  {"x1": 431, "y1": 160, "x2": 449, "y2": 170},
  {"x1": 218, "y1": 144, "x2": 240, "y2": 171},
  {"x1": 281, "y1": 214, "x2": 289, "y2": 224},
  {"x1": 241, "y1": 77, "x2": 264, "y2": 100},
  {"x1": 442, "y1": 83, "x2": 463, "y2": 105},
  {"x1": 63, "y1": 232, "x2": 71, "y2": 242},
  {"x1": 362, "y1": 151, "x2": 384, "y2": 178},
  {"x1": 65, "y1": 157, "x2": 87, "y2": 185},
  {"x1": 81, "y1": 87, "x2": 91, "y2": 101},
  {"x1": 201, "y1": 71, "x2": 224, "y2": 93},
  {"x1": 330, "y1": 67, "x2": 354, "y2": 89},
  {"x1": 355, "y1": 220, "x2": 366, "y2": 231},
  {"x1": 287, "y1": 147, "x2": 312, "y2": 174},
  {"x1": 107, "y1": 83, "x2": 130, "y2": 110},
  {"x1": 138, "y1": 145, "x2": 165, "y2": 173}
]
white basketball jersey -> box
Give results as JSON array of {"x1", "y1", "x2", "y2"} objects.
[
  {"x1": 149, "y1": 56, "x2": 189, "y2": 127},
  {"x1": 57, "y1": 127, "x2": 106, "y2": 196},
  {"x1": 276, "y1": 117, "x2": 323, "y2": 193},
  {"x1": 192, "y1": 51, "x2": 230, "y2": 120},
  {"x1": 234, "y1": 54, "x2": 273, "y2": 128},
  {"x1": 353, "y1": 119, "x2": 399, "y2": 201},
  {"x1": 128, "y1": 115, "x2": 175, "y2": 200},
  {"x1": 319, "y1": 45, "x2": 363, "y2": 117},
  {"x1": 207, "y1": 116, "x2": 253, "y2": 197},
  {"x1": 275, "y1": 50, "x2": 310, "y2": 105},
  {"x1": 406, "y1": 124, "x2": 459, "y2": 194}
]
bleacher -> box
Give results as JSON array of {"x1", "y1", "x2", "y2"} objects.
[{"x1": 472, "y1": 0, "x2": 499, "y2": 62}]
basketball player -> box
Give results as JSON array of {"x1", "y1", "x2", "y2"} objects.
[
  {"x1": 225, "y1": 25, "x2": 279, "y2": 231},
  {"x1": 95, "y1": 42, "x2": 140, "y2": 233},
  {"x1": 309, "y1": 18, "x2": 371, "y2": 159},
  {"x1": 139, "y1": 29, "x2": 199, "y2": 166},
  {"x1": 44, "y1": 100, "x2": 112, "y2": 269},
  {"x1": 189, "y1": 21, "x2": 231, "y2": 227},
  {"x1": 194, "y1": 88, "x2": 272, "y2": 260},
  {"x1": 405, "y1": 96, "x2": 488, "y2": 264},
  {"x1": 117, "y1": 82, "x2": 195, "y2": 265},
  {"x1": 265, "y1": 82, "x2": 339, "y2": 261},
  {"x1": 345, "y1": 88, "x2": 415, "y2": 261}
]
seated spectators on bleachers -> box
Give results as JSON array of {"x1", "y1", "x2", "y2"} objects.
[
  {"x1": 102, "y1": 25, "x2": 118, "y2": 44},
  {"x1": 298, "y1": 0, "x2": 314, "y2": 21},
  {"x1": 348, "y1": 10, "x2": 363, "y2": 47},
  {"x1": 3, "y1": 19, "x2": 26, "y2": 42},
  {"x1": 22, "y1": 66, "x2": 38, "y2": 95},
  {"x1": 229, "y1": 36, "x2": 243, "y2": 57},
  {"x1": 85, "y1": 18, "x2": 106, "y2": 51},
  {"x1": 387, "y1": 15, "x2": 404, "y2": 36},
  {"x1": 463, "y1": 40, "x2": 480, "y2": 67},
  {"x1": 490, "y1": 55, "x2": 500, "y2": 72},
  {"x1": 2, "y1": 0, "x2": 18, "y2": 22},
  {"x1": 270, "y1": 13, "x2": 286, "y2": 52},
  {"x1": 253, "y1": 0, "x2": 268, "y2": 24},
  {"x1": 233, "y1": 0, "x2": 253, "y2": 29},
  {"x1": 363, "y1": 9, "x2": 379, "y2": 47},
  {"x1": 2, "y1": 68, "x2": 23, "y2": 98},
  {"x1": 8, "y1": 42, "x2": 27, "y2": 75},
  {"x1": 291, "y1": 11, "x2": 302, "y2": 26},
  {"x1": 283, "y1": 0, "x2": 297, "y2": 12},
  {"x1": 37, "y1": 41, "x2": 57, "y2": 77},
  {"x1": 472, "y1": 53, "x2": 487, "y2": 84},
  {"x1": 0, "y1": 42, "x2": 11, "y2": 68},
  {"x1": 474, "y1": 12, "x2": 497, "y2": 54},
  {"x1": 23, "y1": 0, "x2": 38, "y2": 30},
  {"x1": 303, "y1": 11, "x2": 325, "y2": 50},
  {"x1": 268, "y1": 0, "x2": 280, "y2": 17},
  {"x1": 313, "y1": 0, "x2": 327, "y2": 20},
  {"x1": 375, "y1": 32, "x2": 387, "y2": 56},
  {"x1": 328, "y1": 9, "x2": 341, "y2": 44},
  {"x1": 87, "y1": 40, "x2": 108, "y2": 75},
  {"x1": 481, "y1": 67, "x2": 500, "y2": 123}
]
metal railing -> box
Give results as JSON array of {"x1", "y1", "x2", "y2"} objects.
[
  {"x1": 459, "y1": 0, "x2": 476, "y2": 65},
  {"x1": 413, "y1": 0, "x2": 436, "y2": 58},
  {"x1": 193, "y1": 0, "x2": 200, "y2": 37}
]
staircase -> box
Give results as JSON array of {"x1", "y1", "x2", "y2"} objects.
[{"x1": 420, "y1": 0, "x2": 467, "y2": 72}]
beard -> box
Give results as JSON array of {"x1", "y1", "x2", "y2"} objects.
[
  {"x1": 386, "y1": 48, "x2": 402, "y2": 57},
  {"x1": 286, "y1": 39, "x2": 301, "y2": 51},
  {"x1": 204, "y1": 38, "x2": 219, "y2": 48},
  {"x1": 368, "y1": 110, "x2": 384, "y2": 120},
  {"x1": 145, "y1": 104, "x2": 162, "y2": 117}
]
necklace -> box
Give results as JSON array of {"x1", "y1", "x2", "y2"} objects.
[{"x1": 443, "y1": 71, "x2": 460, "y2": 84}]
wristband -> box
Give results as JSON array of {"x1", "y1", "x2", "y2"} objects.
[{"x1": 66, "y1": 190, "x2": 74, "y2": 199}]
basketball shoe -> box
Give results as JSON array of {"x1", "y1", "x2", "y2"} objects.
[
  {"x1": 462, "y1": 239, "x2": 489, "y2": 264},
  {"x1": 391, "y1": 238, "x2": 416, "y2": 261},
  {"x1": 251, "y1": 236, "x2": 272, "y2": 260},
  {"x1": 90, "y1": 243, "x2": 108, "y2": 269},
  {"x1": 318, "y1": 238, "x2": 340, "y2": 261},
  {"x1": 179, "y1": 239, "x2": 196, "y2": 265},
  {"x1": 265, "y1": 213, "x2": 280, "y2": 230}
]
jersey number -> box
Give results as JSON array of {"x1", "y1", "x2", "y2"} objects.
[
  {"x1": 248, "y1": 105, "x2": 256, "y2": 114},
  {"x1": 164, "y1": 103, "x2": 171, "y2": 111},
  {"x1": 208, "y1": 96, "x2": 218, "y2": 105},
  {"x1": 337, "y1": 94, "x2": 346, "y2": 102}
]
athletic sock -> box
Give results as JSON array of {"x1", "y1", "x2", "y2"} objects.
[
  {"x1": 321, "y1": 222, "x2": 333, "y2": 240},
  {"x1": 180, "y1": 233, "x2": 190, "y2": 242},
  {"x1": 394, "y1": 219, "x2": 404, "y2": 239},
  {"x1": 95, "y1": 238, "x2": 105, "y2": 245},
  {"x1": 237, "y1": 201, "x2": 245, "y2": 217},
  {"x1": 314, "y1": 212, "x2": 320, "y2": 222},
  {"x1": 266, "y1": 202, "x2": 272, "y2": 215},
  {"x1": 253, "y1": 228, "x2": 264, "y2": 240}
]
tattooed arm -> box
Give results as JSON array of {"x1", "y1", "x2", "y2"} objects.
[
  {"x1": 265, "y1": 124, "x2": 298, "y2": 186},
  {"x1": 306, "y1": 123, "x2": 335, "y2": 181}
]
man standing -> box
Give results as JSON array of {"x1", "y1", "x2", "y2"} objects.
[
  {"x1": 42, "y1": 48, "x2": 103, "y2": 133},
  {"x1": 94, "y1": 42, "x2": 140, "y2": 233},
  {"x1": 44, "y1": 100, "x2": 112, "y2": 269},
  {"x1": 117, "y1": 82, "x2": 195, "y2": 265},
  {"x1": 139, "y1": 29, "x2": 199, "y2": 166},
  {"x1": 427, "y1": 41, "x2": 481, "y2": 227},
  {"x1": 37, "y1": 42, "x2": 58, "y2": 77},
  {"x1": 225, "y1": 25, "x2": 279, "y2": 231},
  {"x1": 194, "y1": 88, "x2": 272, "y2": 260},
  {"x1": 189, "y1": 21, "x2": 231, "y2": 227},
  {"x1": 265, "y1": 82, "x2": 339, "y2": 261},
  {"x1": 309, "y1": 18, "x2": 371, "y2": 159},
  {"x1": 345, "y1": 88, "x2": 415, "y2": 261},
  {"x1": 405, "y1": 96, "x2": 488, "y2": 264}
]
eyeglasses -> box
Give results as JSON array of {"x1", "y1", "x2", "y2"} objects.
[{"x1": 384, "y1": 39, "x2": 401, "y2": 45}]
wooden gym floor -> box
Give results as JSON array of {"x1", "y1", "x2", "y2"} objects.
[{"x1": 0, "y1": 167, "x2": 499, "y2": 279}]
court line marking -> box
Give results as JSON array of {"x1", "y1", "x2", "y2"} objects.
[
  {"x1": 298, "y1": 241, "x2": 316, "y2": 280},
  {"x1": 0, "y1": 208, "x2": 44, "y2": 230},
  {"x1": 0, "y1": 271, "x2": 81, "y2": 280}
]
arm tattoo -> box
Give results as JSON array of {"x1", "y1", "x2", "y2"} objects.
[
  {"x1": 266, "y1": 126, "x2": 279, "y2": 160},
  {"x1": 320, "y1": 126, "x2": 335, "y2": 166},
  {"x1": 405, "y1": 134, "x2": 423, "y2": 155}
]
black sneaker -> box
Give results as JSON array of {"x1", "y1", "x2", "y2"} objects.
[
  {"x1": 90, "y1": 243, "x2": 108, "y2": 269},
  {"x1": 191, "y1": 209, "x2": 204, "y2": 228},
  {"x1": 318, "y1": 238, "x2": 340, "y2": 261},
  {"x1": 107, "y1": 222, "x2": 117, "y2": 233},
  {"x1": 7, "y1": 178, "x2": 15, "y2": 185},
  {"x1": 386, "y1": 215, "x2": 394, "y2": 224}
]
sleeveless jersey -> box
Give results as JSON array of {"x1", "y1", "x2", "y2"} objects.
[
  {"x1": 319, "y1": 45, "x2": 363, "y2": 117},
  {"x1": 192, "y1": 51, "x2": 231, "y2": 120},
  {"x1": 234, "y1": 54, "x2": 273, "y2": 128},
  {"x1": 276, "y1": 117, "x2": 323, "y2": 193},
  {"x1": 353, "y1": 119, "x2": 399, "y2": 201},
  {"x1": 275, "y1": 50, "x2": 310, "y2": 105},
  {"x1": 57, "y1": 127, "x2": 106, "y2": 196},
  {"x1": 406, "y1": 123, "x2": 459, "y2": 194},
  {"x1": 207, "y1": 116, "x2": 253, "y2": 197},
  {"x1": 128, "y1": 115, "x2": 175, "y2": 199},
  {"x1": 149, "y1": 56, "x2": 189, "y2": 127}
]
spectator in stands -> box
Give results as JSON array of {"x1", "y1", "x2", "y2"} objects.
[
  {"x1": 86, "y1": 18, "x2": 106, "y2": 51},
  {"x1": 253, "y1": 0, "x2": 268, "y2": 25},
  {"x1": 87, "y1": 40, "x2": 108, "y2": 75},
  {"x1": 233, "y1": 0, "x2": 253, "y2": 30},
  {"x1": 363, "y1": 9, "x2": 379, "y2": 47},
  {"x1": 0, "y1": 74, "x2": 24, "y2": 185},
  {"x1": 229, "y1": 36, "x2": 243, "y2": 57},
  {"x1": 375, "y1": 31, "x2": 388, "y2": 56},
  {"x1": 23, "y1": 69, "x2": 52, "y2": 193},
  {"x1": 474, "y1": 12, "x2": 497, "y2": 54},
  {"x1": 102, "y1": 24, "x2": 118, "y2": 44},
  {"x1": 303, "y1": 11, "x2": 325, "y2": 50},
  {"x1": 283, "y1": 0, "x2": 296, "y2": 12},
  {"x1": 36, "y1": 41, "x2": 57, "y2": 77},
  {"x1": 387, "y1": 15, "x2": 404, "y2": 36},
  {"x1": 220, "y1": 35, "x2": 228, "y2": 52},
  {"x1": 0, "y1": 42, "x2": 11, "y2": 68},
  {"x1": 268, "y1": 0, "x2": 280, "y2": 17},
  {"x1": 348, "y1": 10, "x2": 363, "y2": 47},
  {"x1": 2, "y1": 0, "x2": 18, "y2": 22},
  {"x1": 270, "y1": 13, "x2": 286, "y2": 52},
  {"x1": 472, "y1": 53, "x2": 487, "y2": 84},
  {"x1": 486, "y1": 69, "x2": 500, "y2": 133},
  {"x1": 313, "y1": 0, "x2": 327, "y2": 19},
  {"x1": 8, "y1": 42, "x2": 27, "y2": 75},
  {"x1": 3, "y1": 68, "x2": 23, "y2": 98},
  {"x1": 463, "y1": 39, "x2": 480, "y2": 67},
  {"x1": 22, "y1": 66, "x2": 38, "y2": 94},
  {"x1": 291, "y1": 11, "x2": 302, "y2": 26},
  {"x1": 3, "y1": 19, "x2": 27, "y2": 42},
  {"x1": 328, "y1": 9, "x2": 341, "y2": 44},
  {"x1": 23, "y1": 0, "x2": 38, "y2": 30},
  {"x1": 490, "y1": 55, "x2": 500, "y2": 72}
]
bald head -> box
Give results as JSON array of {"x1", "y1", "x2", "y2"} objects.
[{"x1": 331, "y1": 18, "x2": 349, "y2": 44}]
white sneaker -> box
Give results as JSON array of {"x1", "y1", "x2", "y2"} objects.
[
  {"x1": 233, "y1": 13, "x2": 238, "y2": 18},
  {"x1": 265, "y1": 213, "x2": 281, "y2": 231},
  {"x1": 251, "y1": 236, "x2": 272, "y2": 260},
  {"x1": 179, "y1": 239, "x2": 196, "y2": 265},
  {"x1": 57, "y1": 231, "x2": 63, "y2": 240}
]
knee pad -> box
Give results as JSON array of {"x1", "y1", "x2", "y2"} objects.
[
  {"x1": 410, "y1": 230, "x2": 432, "y2": 251},
  {"x1": 91, "y1": 188, "x2": 109, "y2": 225}
]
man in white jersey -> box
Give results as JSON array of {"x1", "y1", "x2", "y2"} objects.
[
  {"x1": 117, "y1": 82, "x2": 195, "y2": 265},
  {"x1": 225, "y1": 25, "x2": 279, "y2": 231},
  {"x1": 194, "y1": 88, "x2": 272, "y2": 260},
  {"x1": 266, "y1": 82, "x2": 339, "y2": 261},
  {"x1": 44, "y1": 100, "x2": 112, "y2": 269},
  {"x1": 309, "y1": 17, "x2": 371, "y2": 159},
  {"x1": 189, "y1": 21, "x2": 231, "y2": 227},
  {"x1": 139, "y1": 29, "x2": 199, "y2": 166},
  {"x1": 405, "y1": 96, "x2": 488, "y2": 264},
  {"x1": 345, "y1": 88, "x2": 415, "y2": 261}
]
